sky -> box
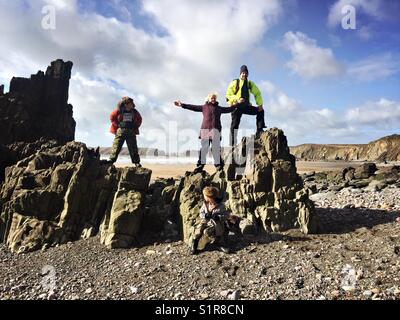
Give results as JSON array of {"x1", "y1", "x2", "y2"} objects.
[{"x1": 0, "y1": 0, "x2": 399, "y2": 153}]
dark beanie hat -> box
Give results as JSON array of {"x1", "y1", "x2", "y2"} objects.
[{"x1": 240, "y1": 65, "x2": 249, "y2": 74}]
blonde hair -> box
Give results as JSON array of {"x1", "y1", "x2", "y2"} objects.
[
  {"x1": 117, "y1": 96, "x2": 135, "y2": 110},
  {"x1": 203, "y1": 186, "x2": 220, "y2": 199},
  {"x1": 206, "y1": 92, "x2": 218, "y2": 103}
]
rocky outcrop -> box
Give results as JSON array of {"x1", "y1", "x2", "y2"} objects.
[
  {"x1": 290, "y1": 135, "x2": 400, "y2": 162},
  {"x1": 0, "y1": 60, "x2": 76, "y2": 184},
  {"x1": 0, "y1": 142, "x2": 118, "y2": 253},
  {"x1": 0, "y1": 59, "x2": 75, "y2": 145},
  {"x1": 178, "y1": 128, "x2": 316, "y2": 244},
  {"x1": 100, "y1": 167, "x2": 151, "y2": 249},
  {"x1": 303, "y1": 164, "x2": 400, "y2": 194}
]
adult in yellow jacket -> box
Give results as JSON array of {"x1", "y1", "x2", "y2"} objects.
[{"x1": 226, "y1": 65, "x2": 266, "y2": 146}]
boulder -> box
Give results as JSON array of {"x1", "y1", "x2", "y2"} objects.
[
  {"x1": 0, "y1": 142, "x2": 118, "y2": 253},
  {"x1": 354, "y1": 163, "x2": 377, "y2": 180},
  {"x1": 0, "y1": 60, "x2": 75, "y2": 146},
  {"x1": 178, "y1": 128, "x2": 316, "y2": 244},
  {"x1": 100, "y1": 167, "x2": 151, "y2": 249}
]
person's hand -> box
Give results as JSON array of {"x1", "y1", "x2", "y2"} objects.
[
  {"x1": 174, "y1": 101, "x2": 182, "y2": 107},
  {"x1": 239, "y1": 98, "x2": 245, "y2": 104},
  {"x1": 258, "y1": 105, "x2": 264, "y2": 112}
]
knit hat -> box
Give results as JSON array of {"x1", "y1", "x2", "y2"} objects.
[
  {"x1": 240, "y1": 65, "x2": 249, "y2": 75},
  {"x1": 203, "y1": 186, "x2": 220, "y2": 199}
]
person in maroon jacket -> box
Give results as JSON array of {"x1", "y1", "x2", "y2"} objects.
[
  {"x1": 174, "y1": 93, "x2": 236, "y2": 173},
  {"x1": 108, "y1": 96, "x2": 142, "y2": 166}
]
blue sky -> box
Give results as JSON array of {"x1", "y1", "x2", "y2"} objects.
[{"x1": 0, "y1": 0, "x2": 399, "y2": 150}]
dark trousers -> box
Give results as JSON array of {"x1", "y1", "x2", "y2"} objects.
[
  {"x1": 109, "y1": 128, "x2": 140, "y2": 164},
  {"x1": 197, "y1": 138, "x2": 224, "y2": 167},
  {"x1": 230, "y1": 103, "x2": 266, "y2": 146}
]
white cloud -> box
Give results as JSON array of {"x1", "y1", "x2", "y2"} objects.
[
  {"x1": 348, "y1": 52, "x2": 400, "y2": 81},
  {"x1": 0, "y1": 0, "x2": 282, "y2": 150},
  {"x1": 282, "y1": 31, "x2": 345, "y2": 80},
  {"x1": 346, "y1": 98, "x2": 400, "y2": 128},
  {"x1": 256, "y1": 81, "x2": 400, "y2": 145}
]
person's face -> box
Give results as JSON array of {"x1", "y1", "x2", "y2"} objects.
[
  {"x1": 204, "y1": 195, "x2": 216, "y2": 205},
  {"x1": 209, "y1": 95, "x2": 217, "y2": 104},
  {"x1": 240, "y1": 72, "x2": 248, "y2": 80},
  {"x1": 126, "y1": 102, "x2": 135, "y2": 110}
]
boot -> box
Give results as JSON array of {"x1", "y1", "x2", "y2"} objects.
[
  {"x1": 190, "y1": 239, "x2": 199, "y2": 255},
  {"x1": 193, "y1": 165, "x2": 204, "y2": 174}
]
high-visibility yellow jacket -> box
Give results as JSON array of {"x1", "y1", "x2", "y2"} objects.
[{"x1": 225, "y1": 79, "x2": 263, "y2": 106}]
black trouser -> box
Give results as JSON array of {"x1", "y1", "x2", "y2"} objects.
[
  {"x1": 197, "y1": 138, "x2": 224, "y2": 167},
  {"x1": 230, "y1": 103, "x2": 266, "y2": 146}
]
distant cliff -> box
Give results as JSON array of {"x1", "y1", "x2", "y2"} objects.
[{"x1": 290, "y1": 135, "x2": 400, "y2": 161}]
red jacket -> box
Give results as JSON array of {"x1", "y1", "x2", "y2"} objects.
[{"x1": 109, "y1": 108, "x2": 142, "y2": 135}]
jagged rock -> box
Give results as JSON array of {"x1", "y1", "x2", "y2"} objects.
[
  {"x1": 178, "y1": 128, "x2": 316, "y2": 244},
  {"x1": 0, "y1": 60, "x2": 76, "y2": 184},
  {"x1": 343, "y1": 167, "x2": 355, "y2": 182},
  {"x1": 100, "y1": 167, "x2": 151, "y2": 249},
  {"x1": 142, "y1": 178, "x2": 181, "y2": 238},
  {"x1": 179, "y1": 171, "x2": 211, "y2": 243},
  {"x1": 373, "y1": 166, "x2": 399, "y2": 183},
  {"x1": 0, "y1": 144, "x2": 16, "y2": 182},
  {"x1": 0, "y1": 141, "x2": 117, "y2": 253},
  {"x1": 354, "y1": 163, "x2": 377, "y2": 180},
  {"x1": 0, "y1": 60, "x2": 75, "y2": 146}
]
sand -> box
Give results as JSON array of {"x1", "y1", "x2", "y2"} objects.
[{"x1": 116, "y1": 161, "x2": 369, "y2": 180}]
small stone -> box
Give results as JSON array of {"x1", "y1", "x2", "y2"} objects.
[
  {"x1": 228, "y1": 290, "x2": 241, "y2": 300},
  {"x1": 38, "y1": 293, "x2": 47, "y2": 299},
  {"x1": 129, "y1": 286, "x2": 139, "y2": 294},
  {"x1": 371, "y1": 288, "x2": 380, "y2": 295},
  {"x1": 331, "y1": 290, "x2": 340, "y2": 298},
  {"x1": 363, "y1": 290, "x2": 372, "y2": 298},
  {"x1": 146, "y1": 250, "x2": 157, "y2": 255},
  {"x1": 85, "y1": 288, "x2": 93, "y2": 294},
  {"x1": 200, "y1": 293, "x2": 209, "y2": 299}
]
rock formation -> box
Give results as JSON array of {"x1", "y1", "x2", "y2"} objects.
[
  {"x1": 0, "y1": 60, "x2": 76, "y2": 184},
  {"x1": 0, "y1": 60, "x2": 316, "y2": 254},
  {"x1": 0, "y1": 59, "x2": 75, "y2": 145},
  {"x1": 303, "y1": 163, "x2": 400, "y2": 194},
  {"x1": 100, "y1": 167, "x2": 151, "y2": 249},
  {"x1": 290, "y1": 134, "x2": 400, "y2": 162},
  {"x1": 0, "y1": 141, "x2": 118, "y2": 253},
  {"x1": 178, "y1": 128, "x2": 316, "y2": 244}
]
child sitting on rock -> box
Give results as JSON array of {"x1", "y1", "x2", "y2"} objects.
[
  {"x1": 191, "y1": 186, "x2": 234, "y2": 254},
  {"x1": 108, "y1": 96, "x2": 142, "y2": 167}
]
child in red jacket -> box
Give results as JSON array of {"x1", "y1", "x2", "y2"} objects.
[{"x1": 109, "y1": 96, "x2": 142, "y2": 166}]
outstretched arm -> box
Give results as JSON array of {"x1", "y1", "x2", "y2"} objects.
[
  {"x1": 182, "y1": 104, "x2": 204, "y2": 112},
  {"x1": 174, "y1": 100, "x2": 203, "y2": 112},
  {"x1": 219, "y1": 105, "x2": 237, "y2": 114}
]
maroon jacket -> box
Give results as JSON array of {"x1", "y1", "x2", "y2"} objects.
[{"x1": 182, "y1": 102, "x2": 235, "y2": 139}]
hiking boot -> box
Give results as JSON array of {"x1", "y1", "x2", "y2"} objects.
[
  {"x1": 193, "y1": 165, "x2": 204, "y2": 174},
  {"x1": 190, "y1": 239, "x2": 199, "y2": 255},
  {"x1": 100, "y1": 160, "x2": 114, "y2": 165}
]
